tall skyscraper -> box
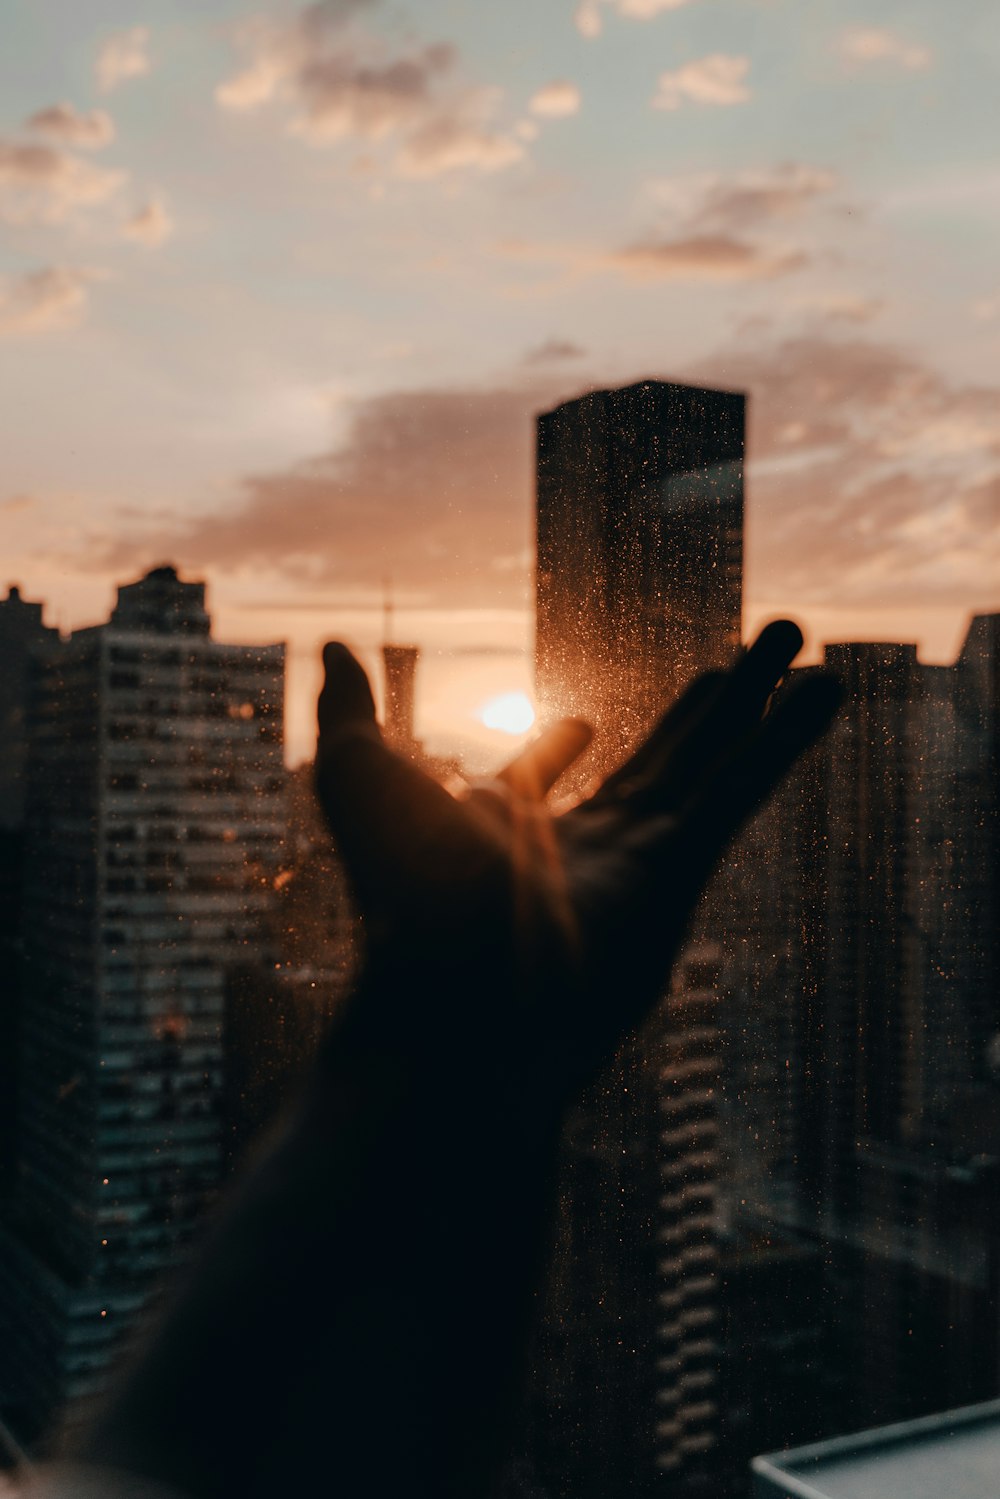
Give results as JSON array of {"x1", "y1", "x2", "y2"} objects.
[
  {"x1": 0, "y1": 586, "x2": 60, "y2": 1200},
  {"x1": 530, "y1": 380, "x2": 745, "y2": 1496},
  {"x1": 0, "y1": 585, "x2": 59, "y2": 831},
  {"x1": 0, "y1": 566, "x2": 285, "y2": 1444},
  {"x1": 536, "y1": 379, "x2": 743, "y2": 756},
  {"x1": 727, "y1": 622, "x2": 1000, "y2": 1442}
]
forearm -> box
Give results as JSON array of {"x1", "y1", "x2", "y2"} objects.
[{"x1": 73, "y1": 972, "x2": 561, "y2": 1499}]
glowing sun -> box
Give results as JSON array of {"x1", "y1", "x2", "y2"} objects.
[{"x1": 477, "y1": 691, "x2": 537, "y2": 735}]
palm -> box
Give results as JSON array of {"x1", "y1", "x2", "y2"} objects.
[{"x1": 315, "y1": 622, "x2": 838, "y2": 1098}]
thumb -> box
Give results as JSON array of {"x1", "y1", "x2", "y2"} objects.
[
  {"x1": 314, "y1": 642, "x2": 478, "y2": 915},
  {"x1": 317, "y1": 641, "x2": 380, "y2": 748}
]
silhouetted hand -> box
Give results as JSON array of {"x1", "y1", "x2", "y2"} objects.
[
  {"x1": 76, "y1": 622, "x2": 837, "y2": 1499},
  {"x1": 315, "y1": 619, "x2": 838, "y2": 1101}
]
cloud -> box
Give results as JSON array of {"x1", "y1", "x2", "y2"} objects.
[
  {"x1": 617, "y1": 0, "x2": 696, "y2": 14},
  {"x1": 576, "y1": 0, "x2": 696, "y2": 36},
  {"x1": 96, "y1": 27, "x2": 152, "y2": 93},
  {"x1": 524, "y1": 338, "x2": 587, "y2": 364},
  {"x1": 92, "y1": 331, "x2": 1000, "y2": 625},
  {"x1": 25, "y1": 103, "x2": 115, "y2": 150},
  {"x1": 0, "y1": 139, "x2": 124, "y2": 223},
  {"x1": 291, "y1": 44, "x2": 456, "y2": 141},
  {"x1": 694, "y1": 335, "x2": 1000, "y2": 610},
  {"x1": 797, "y1": 293, "x2": 882, "y2": 325},
  {"x1": 840, "y1": 28, "x2": 931, "y2": 71},
  {"x1": 606, "y1": 235, "x2": 804, "y2": 281},
  {"x1": 0, "y1": 267, "x2": 92, "y2": 336},
  {"x1": 396, "y1": 113, "x2": 524, "y2": 177},
  {"x1": 575, "y1": 2, "x2": 604, "y2": 39},
  {"x1": 217, "y1": 4, "x2": 523, "y2": 178},
  {"x1": 94, "y1": 378, "x2": 580, "y2": 605},
  {"x1": 613, "y1": 162, "x2": 840, "y2": 278},
  {"x1": 530, "y1": 81, "x2": 581, "y2": 118},
  {"x1": 652, "y1": 54, "x2": 750, "y2": 110},
  {"x1": 123, "y1": 197, "x2": 173, "y2": 246},
  {"x1": 499, "y1": 164, "x2": 836, "y2": 285},
  {"x1": 496, "y1": 233, "x2": 804, "y2": 288},
  {"x1": 648, "y1": 163, "x2": 838, "y2": 232}
]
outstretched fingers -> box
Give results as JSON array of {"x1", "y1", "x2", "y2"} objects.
[
  {"x1": 495, "y1": 718, "x2": 593, "y2": 802},
  {"x1": 684, "y1": 671, "x2": 841, "y2": 876},
  {"x1": 630, "y1": 620, "x2": 806, "y2": 814}
]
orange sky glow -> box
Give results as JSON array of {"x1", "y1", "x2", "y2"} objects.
[{"x1": 2, "y1": 2, "x2": 998, "y2": 769}]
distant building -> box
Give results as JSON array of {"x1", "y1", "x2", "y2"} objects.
[
  {"x1": 0, "y1": 586, "x2": 60, "y2": 1201},
  {"x1": 0, "y1": 584, "x2": 59, "y2": 829},
  {"x1": 716, "y1": 1224, "x2": 827, "y2": 1492},
  {"x1": 728, "y1": 619, "x2": 1000, "y2": 1437},
  {"x1": 0, "y1": 566, "x2": 285, "y2": 1445},
  {"x1": 382, "y1": 643, "x2": 421, "y2": 756}
]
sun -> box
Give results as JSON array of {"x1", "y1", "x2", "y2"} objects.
[{"x1": 477, "y1": 691, "x2": 537, "y2": 736}]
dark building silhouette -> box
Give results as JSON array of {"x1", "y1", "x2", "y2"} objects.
[
  {"x1": 725, "y1": 622, "x2": 1000, "y2": 1451},
  {"x1": 530, "y1": 379, "x2": 745, "y2": 1497},
  {"x1": 0, "y1": 585, "x2": 60, "y2": 831},
  {"x1": 531, "y1": 375, "x2": 998, "y2": 1493},
  {"x1": 0, "y1": 567, "x2": 285, "y2": 1445},
  {"x1": 536, "y1": 379, "x2": 743, "y2": 758},
  {"x1": 382, "y1": 643, "x2": 421, "y2": 755},
  {"x1": 0, "y1": 587, "x2": 60, "y2": 1203},
  {"x1": 716, "y1": 1225, "x2": 827, "y2": 1474}
]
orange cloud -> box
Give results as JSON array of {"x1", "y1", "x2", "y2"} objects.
[
  {"x1": 840, "y1": 28, "x2": 931, "y2": 71},
  {"x1": 530, "y1": 81, "x2": 582, "y2": 118},
  {"x1": 123, "y1": 197, "x2": 174, "y2": 246},
  {"x1": 0, "y1": 266, "x2": 92, "y2": 336},
  {"x1": 93, "y1": 378, "x2": 577, "y2": 605},
  {"x1": 496, "y1": 164, "x2": 837, "y2": 286},
  {"x1": 696, "y1": 336, "x2": 1000, "y2": 611},
  {"x1": 96, "y1": 27, "x2": 151, "y2": 93},
  {"x1": 647, "y1": 163, "x2": 840, "y2": 232},
  {"x1": 523, "y1": 338, "x2": 587, "y2": 364},
  {"x1": 91, "y1": 334, "x2": 1000, "y2": 630},
  {"x1": 652, "y1": 55, "x2": 750, "y2": 110},
  {"x1": 576, "y1": 0, "x2": 697, "y2": 37},
  {"x1": 25, "y1": 103, "x2": 116, "y2": 150},
  {"x1": 606, "y1": 235, "x2": 805, "y2": 281},
  {"x1": 0, "y1": 138, "x2": 124, "y2": 223},
  {"x1": 217, "y1": 3, "x2": 523, "y2": 179}
]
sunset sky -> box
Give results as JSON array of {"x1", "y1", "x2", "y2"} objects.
[{"x1": 2, "y1": 0, "x2": 998, "y2": 765}]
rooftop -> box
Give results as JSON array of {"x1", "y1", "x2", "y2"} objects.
[{"x1": 753, "y1": 1399, "x2": 1000, "y2": 1499}]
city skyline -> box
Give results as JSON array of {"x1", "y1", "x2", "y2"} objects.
[
  {"x1": 1, "y1": 368, "x2": 996, "y2": 1488},
  {"x1": 2, "y1": 1, "x2": 999, "y2": 765},
  {"x1": 7, "y1": 567, "x2": 998, "y2": 773}
]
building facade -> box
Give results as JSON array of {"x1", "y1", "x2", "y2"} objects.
[
  {"x1": 0, "y1": 566, "x2": 285, "y2": 1443},
  {"x1": 536, "y1": 379, "x2": 743, "y2": 760},
  {"x1": 727, "y1": 622, "x2": 1000, "y2": 1447},
  {"x1": 530, "y1": 380, "x2": 745, "y2": 1496}
]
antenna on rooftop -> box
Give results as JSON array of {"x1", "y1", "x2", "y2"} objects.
[{"x1": 382, "y1": 573, "x2": 394, "y2": 646}]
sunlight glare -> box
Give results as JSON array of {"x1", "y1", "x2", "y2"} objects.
[{"x1": 478, "y1": 691, "x2": 536, "y2": 735}]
